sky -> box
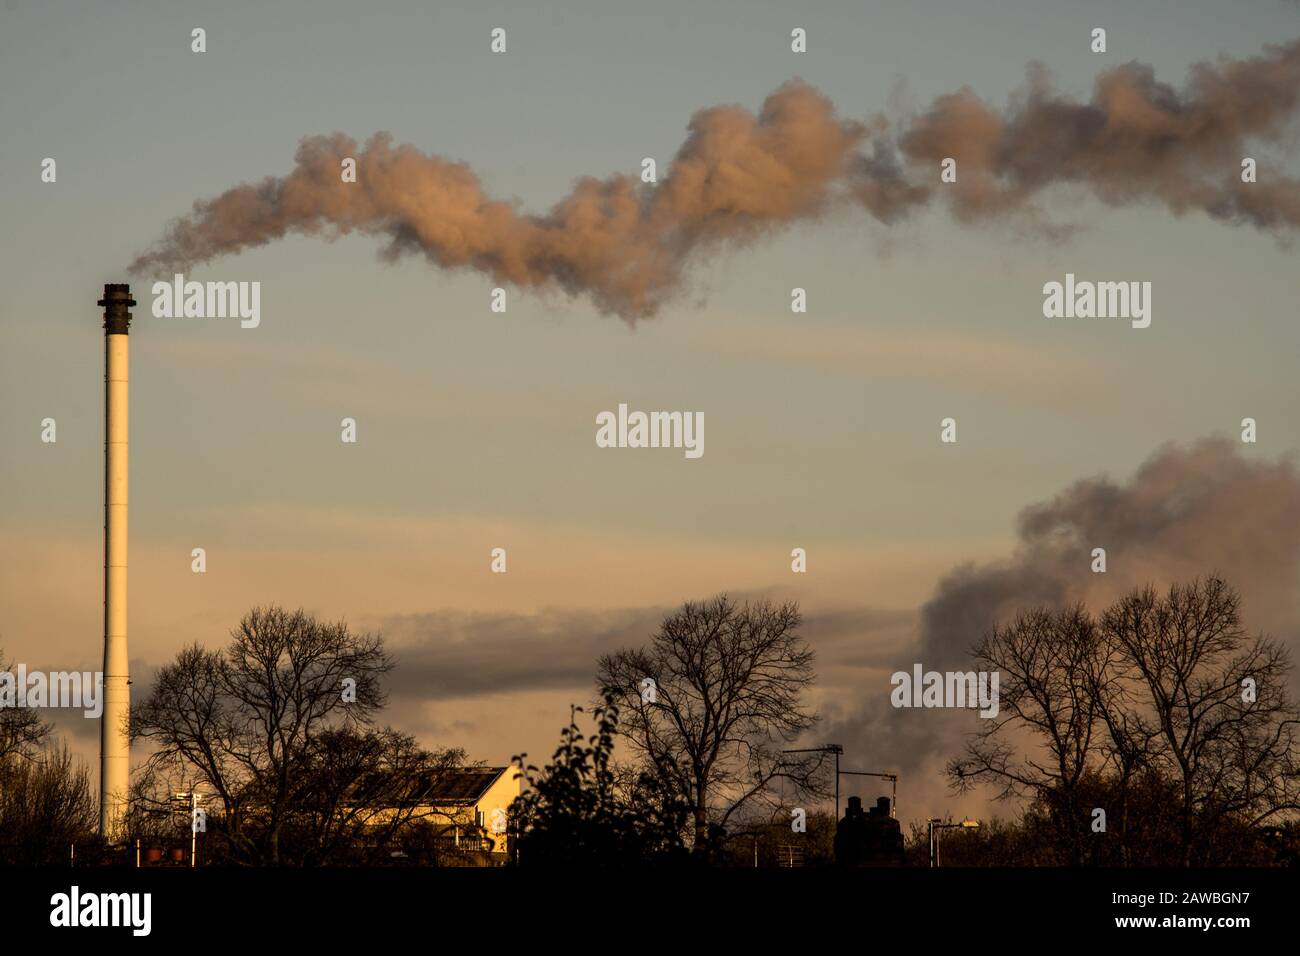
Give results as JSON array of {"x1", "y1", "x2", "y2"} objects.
[{"x1": 2, "y1": 0, "x2": 1300, "y2": 825}]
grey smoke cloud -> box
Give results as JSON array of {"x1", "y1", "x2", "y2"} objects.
[
  {"x1": 919, "y1": 437, "x2": 1300, "y2": 672},
  {"x1": 894, "y1": 43, "x2": 1300, "y2": 232},
  {"x1": 381, "y1": 605, "x2": 670, "y2": 701},
  {"x1": 825, "y1": 438, "x2": 1300, "y2": 814},
  {"x1": 130, "y1": 81, "x2": 863, "y2": 320},
  {"x1": 380, "y1": 599, "x2": 908, "y2": 703},
  {"x1": 130, "y1": 40, "x2": 1300, "y2": 320}
]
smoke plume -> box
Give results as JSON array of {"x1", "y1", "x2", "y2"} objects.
[
  {"x1": 918, "y1": 437, "x2": 1300, "y2": 671},
  {"x1": 131, "y1": 40, "x2": 1300, "y2": 319},
  {"x1": 823, "y1": 437, "x2": 1300, "y2": 814}
]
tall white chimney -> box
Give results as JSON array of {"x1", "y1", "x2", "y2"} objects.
[{"x1": 98, "y1": 283, "x2": 133, "y2": 840}]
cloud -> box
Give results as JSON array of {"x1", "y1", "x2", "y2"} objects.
[
  {"x1": 823, "y1": 437, "x2": 1300, "y2": 814},
  {"x1": 380, "y1": 598, "x2": 911, "y2": 703},
  {"x1": 918, "y1": 437, "x2": 1300, "y2": 670},
  {"x1": 894, "y1": 45, "x2": 1300, "y2": 232},
  {"x1": 130, "y1": 82, "x2": 863, "y2": 321},
  {"x1": 382, "y1": 605, "x2": 667, "y2": 701},
  {"x1": 130, "y1": 40, "x2": 1300, "y2": 320}
]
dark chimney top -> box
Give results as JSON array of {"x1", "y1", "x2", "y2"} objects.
[{"x1": 98, "y1": 283, "x2": 136, "y2": 335}]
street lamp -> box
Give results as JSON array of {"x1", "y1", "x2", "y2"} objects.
[
  {"x1": 782, "y1": 744, "x2": 842, "y2": 820},
  {"x1": 928, "y1": 818, "x2": 980, "y2": 867},
  {"x1": 171, "y1": 790, "x2": 207, "y2": 868}
]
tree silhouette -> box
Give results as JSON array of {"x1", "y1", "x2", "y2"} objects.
[
  {"x1": 511, "y1": 695, "x2": 689, "y2": 866},
  {"x1": 951, "y1": 578, "x2": 1300, "y2": 866},
  {"x1": 132, "y1": 605, "x2": 462, "y2": 864},
  {"x1": 597, "y1": 595, "x2": 822, "y2": 853}
]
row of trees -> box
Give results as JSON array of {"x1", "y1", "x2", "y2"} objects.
[
  {"x1": 1, "y1": 577, "x2": 1295, "y2": 866},
  {"x1": 513, "y1": 579, "x2": 1300, "y2": 866},
  {"x1": 0, "y1": 610, "x2": 475, "y2": 867},
  {"x1": 1, "y1": 596, "x2": 827, "y2": 867}
]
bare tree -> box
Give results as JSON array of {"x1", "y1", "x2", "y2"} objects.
[
  {"x1": 0, "y1": 743, "x2": 97, "y2": 865},
  {"x1": 952, "y1": 578, "x2": 1300, "y2": 866},
  {"x1": 293, "y1": 726, "x2": 466, "y2": 864},
  {"x1": 950, "y1": 605, "x2": 1103, "y2": 864},
  {"x1": 0, "y1": 648, "x2": 53, "y2": 764},
  {"x1": 132, "y1": 606, "x2": 429, "y2": 864},
  {"x1": 597, "y1": 595, "x2": 822, "y2": 852},
  {"x1": 1100, "y1": 577, "x2": 1300, "y2": 865},
  {"x1": 1084, "y1": 621, "x2": 1161, "y2": 866}
]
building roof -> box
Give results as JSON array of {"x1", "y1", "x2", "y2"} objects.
[{"x1": 422, "y1": 767, "x2": 510, "y2": 805}]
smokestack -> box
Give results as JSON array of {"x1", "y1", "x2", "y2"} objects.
[{"x1": 98, "y1": 283, "x2": 133, "y2": 841}]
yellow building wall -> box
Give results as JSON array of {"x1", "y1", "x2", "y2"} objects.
[{"x1": 475, "y1": 766, "x2": 525, "y2": 852}]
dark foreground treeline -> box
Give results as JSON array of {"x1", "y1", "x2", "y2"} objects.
[
  {"x1": 1, "y1": 577, "x2": 1296, "y2": 867},
  {"x1": 702, "y1": 809, "x2": 1300, "y2": 868},
  {"x1": 908, "y1": 796, "x2": 1300, "y2": 868},
  {"x1": 510, "y1": 577, "x2": 1300, "y2": 867},
  {"x1": 502, "y1": 694, "x2": 1300, "y2": 867},
  {"x1": 0, "y1": 696, "x2": 483, "y2": 867},
  {"x1": 3, "y1": 743, "x2": 1296, "y2": 867}
]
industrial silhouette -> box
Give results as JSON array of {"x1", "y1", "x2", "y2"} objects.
[{"x1": 834, "y1": 796, "x2": 905, "y2": 866}]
